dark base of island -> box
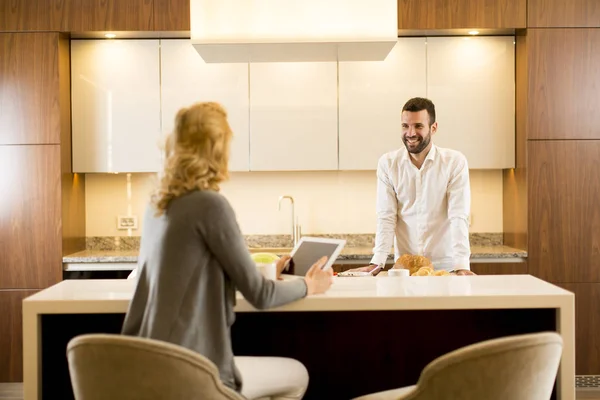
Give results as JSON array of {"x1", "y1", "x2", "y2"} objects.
[{"x1": 40, "y1": 308, "x2": 557, "y2": 400}]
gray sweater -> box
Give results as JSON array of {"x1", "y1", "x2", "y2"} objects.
[{"x1": 121, "y1": 190, "x2": 308, "y2": 391}]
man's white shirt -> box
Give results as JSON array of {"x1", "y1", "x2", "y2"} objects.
[{"x1": 370, "y1": 144, "x2": 471, "y2": 271}]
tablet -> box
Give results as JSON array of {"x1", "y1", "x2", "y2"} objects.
[{"x1": 289, "y1": 237, "x2": 346, "y2": 276}]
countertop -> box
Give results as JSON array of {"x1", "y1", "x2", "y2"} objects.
[
  {"x1": 62, "y1": 245, "x2": 527, "y2": 264},
  {"x1": 23, "y1": 275, "x2": 570, "y2": 314}
]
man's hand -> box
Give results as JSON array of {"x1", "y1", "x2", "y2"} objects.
[
  {"x1": 453, "y1": 269, "x2": 476, "y2": 276},
  {"x1": 343, "y1": 264, "x2": 381, "y2": 275}
]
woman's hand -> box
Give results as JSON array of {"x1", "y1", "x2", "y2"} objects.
[
  {"x1": 304, "y1": 256, "x2": 334, "y2": 295},
  {"x1": 275, "y1": 256, "x2": 292, "y2": 280}
]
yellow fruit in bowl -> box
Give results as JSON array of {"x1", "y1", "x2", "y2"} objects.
[{"x1": 250, "y1": 253, "x2": 280, "y2": 265}]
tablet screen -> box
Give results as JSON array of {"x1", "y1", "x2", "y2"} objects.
[{"x1": 290, "y1": 239, "x2": 345, "y2": 276}]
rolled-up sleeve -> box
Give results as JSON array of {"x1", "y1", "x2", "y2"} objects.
[
  {"x1": 447, "y1": 155, "x2": 471, "y2": 270},
  {"x1": 371, "y1": 157, "x2": 397, "y2": 266}
]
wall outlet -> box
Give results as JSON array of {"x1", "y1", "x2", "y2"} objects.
[{"x1": 117, "y1": 215, "x2": 138, "y2": 230}]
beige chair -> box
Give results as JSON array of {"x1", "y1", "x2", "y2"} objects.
[
  {"x1": 353, "y1": 332, "x2": 563, "y2": 400},
  {"x1": 67, "y1": 334, "x2": 245, "y2": 400}
]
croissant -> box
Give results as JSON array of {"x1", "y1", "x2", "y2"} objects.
[
  {"x1": 395, "y1": 254, "x2": 432, "y2": 275},
  {"x1": 412, "y1": 266, "x2": 434, "y2": 276}
]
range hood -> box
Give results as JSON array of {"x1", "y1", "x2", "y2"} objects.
[{"x1": 190, "y1": 0, "x2": 398, "y2": 63}]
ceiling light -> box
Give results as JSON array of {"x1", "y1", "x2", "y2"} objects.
[
  {"x1": 468, "y1": 30, "x2": 479, "y2": 35},
  {"x1": 105, "y1": 33, "x2": 116, "y2": 39}
]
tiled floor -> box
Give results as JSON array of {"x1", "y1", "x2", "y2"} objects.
[
  {"x1": 0, "y1": 383, "x2": 22, "y2": 400},
  {"x1": 2, "y1": 383, "x2": 600, "y2": 399}
]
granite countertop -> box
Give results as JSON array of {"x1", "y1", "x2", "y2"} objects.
[{"x1": 63, "y1": 245, "x2": 527, "y2": 264}]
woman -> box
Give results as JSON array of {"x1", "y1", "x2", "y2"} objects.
[{"x1": 122, "y1": 102, "x2": 333, "y2": 399}]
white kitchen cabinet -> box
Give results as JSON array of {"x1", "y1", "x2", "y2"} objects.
[
  {"x1": 71, "y1": 40, "x2": 161, "y2": 173},
  {"x1": 426, "y1": 36, "x2": 515, "y2": 169},
  {"x1": 160, "y1": 40, "x2": 250, "y2": 171},
  {"x1": 249, "y1": 62, "x2": 338, "y2": 171},
  {"x1": 338, "y1": 38, "x2": 427, "y2": 170}
]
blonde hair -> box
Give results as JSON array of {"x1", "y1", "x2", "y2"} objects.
[{"x1": 152, "y1": 102, "x2": 232, "y2": 215}]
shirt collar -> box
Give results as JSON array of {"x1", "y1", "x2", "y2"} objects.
[
  {"x1": 400, "y1": 144, "x2": 437, "y2": 163},
  {"x1": 425, "y1": 144, "x2": 438, "y2": 163}
]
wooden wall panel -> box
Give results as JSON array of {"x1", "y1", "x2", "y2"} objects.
[
  {"x1": 0, "y1": 0, "x2": 154, "y2": 32},
  {"x1": 0, "y1": 290, "x2": 38, "y2": 382},
  {"x1": 470, "y1": 262, "x2": 528, "y2": 275},
  {"x1": 528, "y1": 29, "x2": 600, "y2": 140},
  {"x1": 503, "y1": 32, "x2": 527, "y2": 250},
  {"x1": 528, "y1": 141, "x2": 600, "y2": 282},
  {"x1": 62, "y1": 172, "x2": 86, "y2": 256},
  {"x1": 397, "y1": 0, "x2": 526, "y2": 30},
  {"x1": 528, "y1": 0, "x2": 600, "y2": 28},
  {"x1": 503, "y1": 167, "x2": 528, "y2": 249},
  {"x1": 59, "y1": 33, "x2": 71, "y2": 172},
  {"x1": 58, "y1": 33, "x2": 86, "y2": 256},
  {"x1": 0, "y1": 33, "x2": 61, "y2": 145},
  {"x1": 69, "y1": 0, "x2": 154, "y2": 32},
  {"x1": 154, "y1": 0, "x2": 190, "y2": 31},
  {"x1": 0, "y1": 146, "x2": 62, "y2": 289},
  {"x1": 557, "y1": 283, "x2": 600, "y2": 374},
  {"x1": 0, "y1": 0, "x2": 64, "y2": 31}
]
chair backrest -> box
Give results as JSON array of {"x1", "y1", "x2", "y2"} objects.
[
  {"x1": 405, "y1": 332, "x2": 563, "y2": 400},
  {"x1": 67, "y1": 334, "x2": 245, "y2": 400}
]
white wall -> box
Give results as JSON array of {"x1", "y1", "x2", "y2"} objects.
[{"x1": 85, "y1": 169, "x2": 503, "y2": 236}]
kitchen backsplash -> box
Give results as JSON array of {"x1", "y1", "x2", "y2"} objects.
[
  {"x1": 85, "y1": 232, "x2": 503, "y2": 251},
  {"x1": 85, "y1": 170, "x2": 503, "y2": 236}
]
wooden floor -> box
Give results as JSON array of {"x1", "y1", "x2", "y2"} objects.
[{"x1": 1, "y1": 383, "x2": 600, "y2": 399}]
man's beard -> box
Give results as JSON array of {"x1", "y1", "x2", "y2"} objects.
[{"x1": 403, "y1": 133, "x2": 431, "y2": 154}]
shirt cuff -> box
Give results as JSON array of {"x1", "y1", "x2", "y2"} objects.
[
  {"x1": 453, "y1": 258, "x2": 471, "y2": 271},
  {"x1": 300, "y1": 277, "x2": 309, "y2": 297},
  {"x1": 370, "y1": 253, "x2": 389, "y2": 267}
]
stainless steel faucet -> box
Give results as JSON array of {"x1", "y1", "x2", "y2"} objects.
[{"x1": 278, "y1": 195, "x2": 301, "y2": 246}]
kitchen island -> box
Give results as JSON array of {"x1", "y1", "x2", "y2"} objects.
[{"x1": 23, "y1": 275, "x2": 573, "y2": 400}]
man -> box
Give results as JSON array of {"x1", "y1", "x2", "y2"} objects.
[{"x1": 353, "y1": 97, "x2": 474, "y2": 276}]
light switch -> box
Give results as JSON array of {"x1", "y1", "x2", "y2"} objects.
[{"x1": 117, "y1": 215, "x2": 138, "y2": 230}]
